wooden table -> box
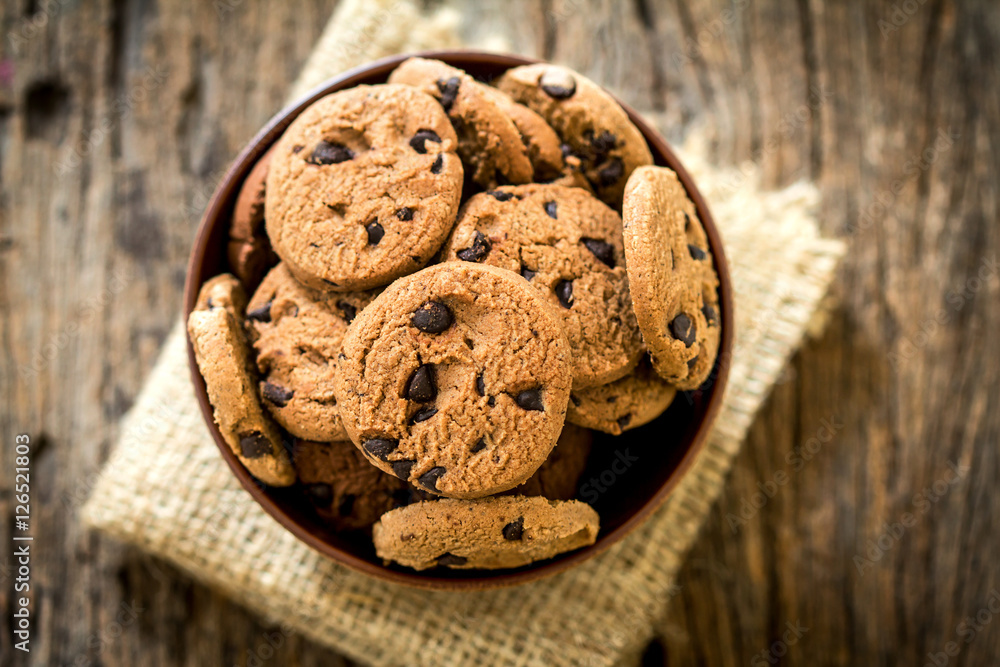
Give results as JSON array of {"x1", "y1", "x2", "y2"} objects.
[{"x1": 2, "y1": 1, "x2": 998, "y2": 664}]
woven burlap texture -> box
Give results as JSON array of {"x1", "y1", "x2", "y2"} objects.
[{"x1": 81, "y1": 2, "x2": 846, "y2": 666}]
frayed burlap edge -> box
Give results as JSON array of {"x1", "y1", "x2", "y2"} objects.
[{"x1": 81, "y1": 2, "x2": 846, "y2": 666}]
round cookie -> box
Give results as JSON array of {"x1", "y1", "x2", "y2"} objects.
[
  {"x1": 496, "y1": 63, "x2": 653, "y2": 206},
  {"x1": 479, "y1": 85, "x2": 564, "y2": 182},
  {"x1": 333, "y1": 262, "x2": 572, "y2": 499},
  {"x1": 246, "y1": 263, "x2": 379, "y2": 442},
  {"x1": 188, "y1": 275, "x2": 295, "y2": 487},
  {"x1": 622, "y1": 166, "x2": 721, "y2": 390},
  {"x1": 504, "y1": 423, "x2": 593, "y2": 500},
  {"x1": 291, "y1": 439, "x2": 425, "y2": 532},
  {"x1": 195, "y1": 273, "x2": 248, "y2": 314},
  {"x1": 441, "y1": 184, "x2": 643, "y2": 388},
  {"x1": 372, "y1": 496, "x2": 600, "y2": 570},
  {"x1": 227, "y1": 144, "x2": 279, "y2": 289},
  {"x1": 567, "y1": 356, "x2": 677, "y2": 435},
  {"x1": 265, "y1": 84, "x2": 463, "y2": 292},
  {"x1": 388, "y1": 58, "x2": 532, "y2": 190}
]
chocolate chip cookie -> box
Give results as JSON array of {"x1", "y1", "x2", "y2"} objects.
[
  {"x1": 333, "y1": 262, "x2": 572, "y2": 499},
  {"x1": 479, "y1": 85, "x2": 564, "y2": 182},
  {"x1": 441, "y1": 184, "x2": 643, "y2": 388},
  {"x1": 292, "y1": 439, "x2": 425, "y2": 532},
  {"x1": 567, "y1": 356, "x2": 677, "y2": 435},
  {"x1": 265, "y1": 84, "x2": 463, "y2": 292},
  {"x1": 372, "y1": 496, "x2": 600, "y2": 570},
  {"x1": 246, "y1": 263, "x2": 379, "y2": 442},
  {"x1": 388, "y1": 58, "x2": 532, "y2": 190},
  {"x1": 622, "y1": 166, "x2": 721, "y2": 390},
  {"x1": 496, "y1": 64, "x2": 653, "y2": 206},
  {"x1": 228, "y1": 144, "x2": 279, "y2": 290},
  {"x1": 505, "y1": 423, "x2": 593, "y2": 500},
  {"x1": 188, "y1": 275, "x2": 295, "y2": 487}
]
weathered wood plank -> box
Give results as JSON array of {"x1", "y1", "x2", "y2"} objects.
[{"x1": 1, "y1": 0, "x2": 998, "y2": 665}]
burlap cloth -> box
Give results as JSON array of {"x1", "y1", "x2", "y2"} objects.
[{"x1": 81, "y1": 2, "x2": 846, "y2": 665}]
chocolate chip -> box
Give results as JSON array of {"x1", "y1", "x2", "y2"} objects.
[
  {"x1": 670, "y1": 313, "x2": 696, "y2": 347},
  {"x1": 597, "y1": 157, "x2": 624, "y2": 187},
  {"x1": 304, "y1": 483, "x2": 333, "y2": 507},
  {"x1": 570, "y1": 394, "x2": 581, "y2": 407},
  {"x1": 683, "y1": 212, "x2": 692, "y2": 230},
  {"x1": 515, "y1": 388, "x2": 544, "y2": 411},
  {"x1": 365, "y1": 220, "x2": 384, "y2": 245},
  {"x1": 246, "y1": 302, "x2": 272, "y2": 322},
  {"x1": 337, "y1": 301, "x2": 358, "y2": 323},
  {"x1": 616, "y1": 413, "x2": 632, "y2": 430},
  {"x1": 418, "y1": 466, "x2": 446, "y2": 491},
  {"x1": 261, "y1": 382, "x2": 293, "y2": 407},
  {"x1": 409, "y1": 129, "x2": 441, "y2": 154},
  {"x1": 471, "y1": 437, "x2": 487, "y2": 453},
  {"x1": 589, "y1": 131, "x2": 618, "y2": 156},
  {"x1": 396, "y1": 207, "x2": 414, "y2": 221},
  {"x1": 581, "y1": 238, "x2": 616, "y2": 268},
  {"x1": 688, "y1": 244, "x2": 706, "y2": 260},
  {"x1": 291, "y1": 145, "x2": 304, "y2": 154},
  {"x1": 488, "y1": 190, "x2": 515, "y2": 201},
  {"x1": 239, "y1": 432, "x2": 271, "y2": 459},
  {"x1": 338, "y1": 494, "x2": 356, "y2": 517},
  {"x1": 411, "y1": 407, "x2": 438, "y2": 423},
  {"x1": 436, "y1": 77, "x2": 461, "y2": 112},
  {"x1": 437, "y1": 552, "x2": 466, "y2": 566},
  {"x1": 430, "y1": 154, "x2": 444, "y2": 174},
  {"x1": 391, "y1": 460, "x2": 416, "y2": 480},
  {"x1": 521, "y1": 265, "x2": 536, "y2": 281},
  {"x1": 555, "y1": 280, "x2": 574, "y2": 309},
  {"x1": 702, "y1": 305, "x2": 718, "y2": 326},
  {"x1": 406, "y1": 364, "x2": 436, "y2": 402},
  {"x1": 502, "y1": 516, "x2": 525, "y2": 540},
  {"x1": 544, "y1": 200, "x2": 558, "y2": 219},
  {"x1": 364, "y1": 437, "x2": 399, "y2": 461},
  {"x1": 307, "y1": 141, "x2": 353, "y2": 165},
  {"x1": 456, "y1": 231, "x2": 491, "y2": 262},
  {"x1": 476, "y1": 373, "x2": 485, "y2": 396},
  {"x1": 540, "y1": 69, "x2": 577, "y2": 99},
  {"x1": 687, "y1": 355, "x2": 700, "y2": 369},
  {"x1": 487, "y1": 396, "x2": 496, "y2": 407},
  {"x1": 206, "y1": 297, "x2": 216, "y2": 309},
  {"x1": 411, "y1": 301, "x2": 453, "y2": 333}
]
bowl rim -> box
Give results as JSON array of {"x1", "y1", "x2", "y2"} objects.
[{"x1": 183, "y1": 50, "x2": 734, "y2": 591}]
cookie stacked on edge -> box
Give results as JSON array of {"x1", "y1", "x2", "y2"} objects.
[{"x1": 189, "y1": 58, "x2": 721, "y2": 572}]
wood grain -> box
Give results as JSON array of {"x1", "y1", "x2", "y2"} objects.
[{"x1": 1, "y1": 0, "x2": 998, "y2": 665}]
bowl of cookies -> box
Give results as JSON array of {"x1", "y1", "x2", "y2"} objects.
[{"x1": 184, "y1": 51, "x2": 732, "y2": 589}]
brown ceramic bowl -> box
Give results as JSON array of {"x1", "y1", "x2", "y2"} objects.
[{"x1": 184, "y1": 51, "x2": 733, "y2": 590}]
